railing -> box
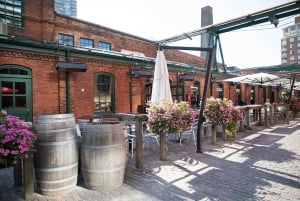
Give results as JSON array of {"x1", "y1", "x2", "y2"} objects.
[{"x1": 235, "y1": 103, "x2": 289, "y2": 130}]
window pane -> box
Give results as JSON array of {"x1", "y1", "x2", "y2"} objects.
[
  {"x1": 58, "y1": 33, "x2": 74, "y2": 46},
  {"x1": 0, "y1": 0, "x2": 22, "y2": 26},
  {"x1": 1, "y1": 81, "x2": 13, "y2": 93},
  {"x1": 2, "y1": 96, "x2": 13, "y2": 108},
  {"x1": 80, "y1": 38, "x2": 94, "y2": 48},
  {"x1": 15, "y1": 96, "x2": 26, "y2": 107},
  {"x1": 15, "y1": 82, "x2": 25, "y2": 94},
  {"x1": 98, "y1": 42, "x2": 111, "y2": 51}
]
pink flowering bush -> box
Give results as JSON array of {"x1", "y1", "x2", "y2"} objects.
[
  {"x1": 0, "y1": 110, "x2": 37, "y2": 166},
  {"x1": 147, "y1": 100, "x2": 196, "y2": 134},
  {"x1": 204, "y1": 97, "x2": 243, "y2": 135}
]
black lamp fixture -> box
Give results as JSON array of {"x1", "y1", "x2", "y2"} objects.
[
  {"x1": 179, "y1": 73, "x2": 194, "y2": 81},
  {"x1": 270, "y1": 15, "x2": 279, "y2": 27},
  {"x1": 130, "y1": 69, "x2": 152, "y2": 77},
  {"x1": 55, "y1": 61, "x2": 87, "y2": 72}
]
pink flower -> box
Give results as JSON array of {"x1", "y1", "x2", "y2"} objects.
[{"x1": 0, "y1": 110, "x2": 36, "y2": 166}]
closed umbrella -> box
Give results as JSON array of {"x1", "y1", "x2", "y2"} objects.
[
  {"x1": 150, "y1": 50, "x2": 173, "y2": 161},
  {"x1": 151, "y1": 51, "x2": 173, "y2": 105}
]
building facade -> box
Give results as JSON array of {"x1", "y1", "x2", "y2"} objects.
[
  {"x1": 0, "y1": 0, "x2": 296, "y2": 122},
  {"x1": 281, "y1": 16, "x2": 300, "y2": 64},
  {"x1": 1, "y1": 0, "x2": 223, "y2": 122}
]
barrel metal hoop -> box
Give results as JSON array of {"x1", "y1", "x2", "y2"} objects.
[
  {"x1": 38, "y1": 182, "x2": 77, "y2": 192},
  {"x1": 81, "y1": 165, "x2": 125, "y2": 173},
  {"x1": 81, "y1": 142, "x2": 125, "y2": 150},
  {"x1": 35, "y1": 162, "x2": 78, "y2": 172},
  {"x1": 36, "y1": 138, "x2": 77, "y2": 146},
  {"x1": 36, "y1": 126, "x2": 76, "y2": 134},
  {"x1": 37, "y1": 175, "x2": 77, "y2": 184}
]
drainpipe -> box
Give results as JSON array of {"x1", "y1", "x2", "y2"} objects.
[
  {"x1": 129, "y1": 67, "x2": 133, "y2": 113},
  {"x1": 65, "y1": 49, "x2": 70, "y2": 113}
]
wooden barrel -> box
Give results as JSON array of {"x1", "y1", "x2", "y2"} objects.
[
  {"x1": 33, "y1": 113, "x2": 78, "y2": 196},
  {"x1": 81, "y1": 122, "x2": 127, "y2": 191}
]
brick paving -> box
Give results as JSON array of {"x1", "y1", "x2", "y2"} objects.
[{"x1": 1, "y1": 120, "x2": 300, "y2": 201}]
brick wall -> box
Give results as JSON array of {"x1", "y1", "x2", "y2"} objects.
[{"x1": 2, "y1": 0, "x2": 260, "y2": 120}]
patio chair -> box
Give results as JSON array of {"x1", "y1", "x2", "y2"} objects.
[
  {"x1": 178, "y1": 121, "x2": 212, "y2": 145},
  {"x1": 77, "y1": 119, "x2": 90, "y2": 135},
  {"x1": 126, "y1": 123, "x2": 161, "y2": 158},
  {"x1": 178, "y1": 121, "x2": 198, "y2": 146}
]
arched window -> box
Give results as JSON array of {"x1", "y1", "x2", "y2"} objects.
[{"x1": 93, "y1": 73, "x2": 115, "y2": 113}]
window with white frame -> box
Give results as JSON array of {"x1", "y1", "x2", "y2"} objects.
[
  {"x1": 290, "y1": 55, "x2": 295, "y2": 61},
  {"x1": 297, "y1": 25, "x2": 300, "y2": 35},
  {"x1": 290, "y1": 26, "x2": 296, "y2": 36},
  {"x1": 282, "y1": 46, "x2": 287, "y2": 52},
  {"x1": 282, "y1": 52, "x2": 287, "y2": 58},
  {"x1": 283, "y1": 28, "x2": 288, "y2": 37},
  {"x1": 282, "y1": 58, "x2": 287, "y2": 64}
]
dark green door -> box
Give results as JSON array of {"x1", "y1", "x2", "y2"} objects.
[{"x1": 0, "y1": 66, "x2": 32, "y2": 121}]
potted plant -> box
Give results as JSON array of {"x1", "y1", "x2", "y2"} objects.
[
  {"x1": 147, "y1": 100, "x2": 196, "y2": 134},
  {"x1": 0, "y1": 110, "x2": 37, "y2": 167},
  {"x1": 147, "y1": 100, "x2": 196, "y2": 160},
  {"x1": 204, "y1": 97, "x2": 242, "y2": 136}
]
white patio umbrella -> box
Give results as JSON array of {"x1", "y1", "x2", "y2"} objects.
[
  {"x1": 224, "y1": 72, "x2": 279, "y2": 85},
  {"x1": 151, "y1": 51, "x2": 173, "y2": 105},
  {"x1": 262, "y1": 78, "x2": 291, "y2": 87}
]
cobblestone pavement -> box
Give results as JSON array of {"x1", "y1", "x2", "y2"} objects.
[{"x1": 1, "y1": 120, "x2": 300, "y2": 201}]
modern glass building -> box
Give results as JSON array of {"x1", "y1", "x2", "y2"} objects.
[{"x1": 55, "y1": 0, "x2": 77, "y2": 17}]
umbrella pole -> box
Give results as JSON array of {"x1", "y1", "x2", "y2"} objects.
[{"x1": 196, "y1": 48, "x2": 215, "y2": 153}]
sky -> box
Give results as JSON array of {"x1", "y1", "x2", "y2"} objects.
[{"x1": 76, "y1": 0, "x2": 297, "y2": 69}]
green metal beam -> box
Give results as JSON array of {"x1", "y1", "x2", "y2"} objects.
[{"x1": 159, "y1": 0, "x2": 300, "y2": 44}]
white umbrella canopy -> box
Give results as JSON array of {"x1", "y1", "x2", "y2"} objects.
[
  {"x1": 224, "y1": 72, "x2": 279, "y2": 85},
  {"x1": 262, "y1": 78, "x2": 295, "y2": 88},
  {"x1": 150, "y1": 51, "x2": 173, "y2": 106},
  {"x1": 263, "y1": 78, "x2": 300, "y2": 90}
]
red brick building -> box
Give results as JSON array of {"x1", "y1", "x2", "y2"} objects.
[
  {"x1": 1, "y1": 0, "x2": 295, "y2": 122},
  {"x1": 1, "y1": 0, "x2": 231, "y2": 121}
]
